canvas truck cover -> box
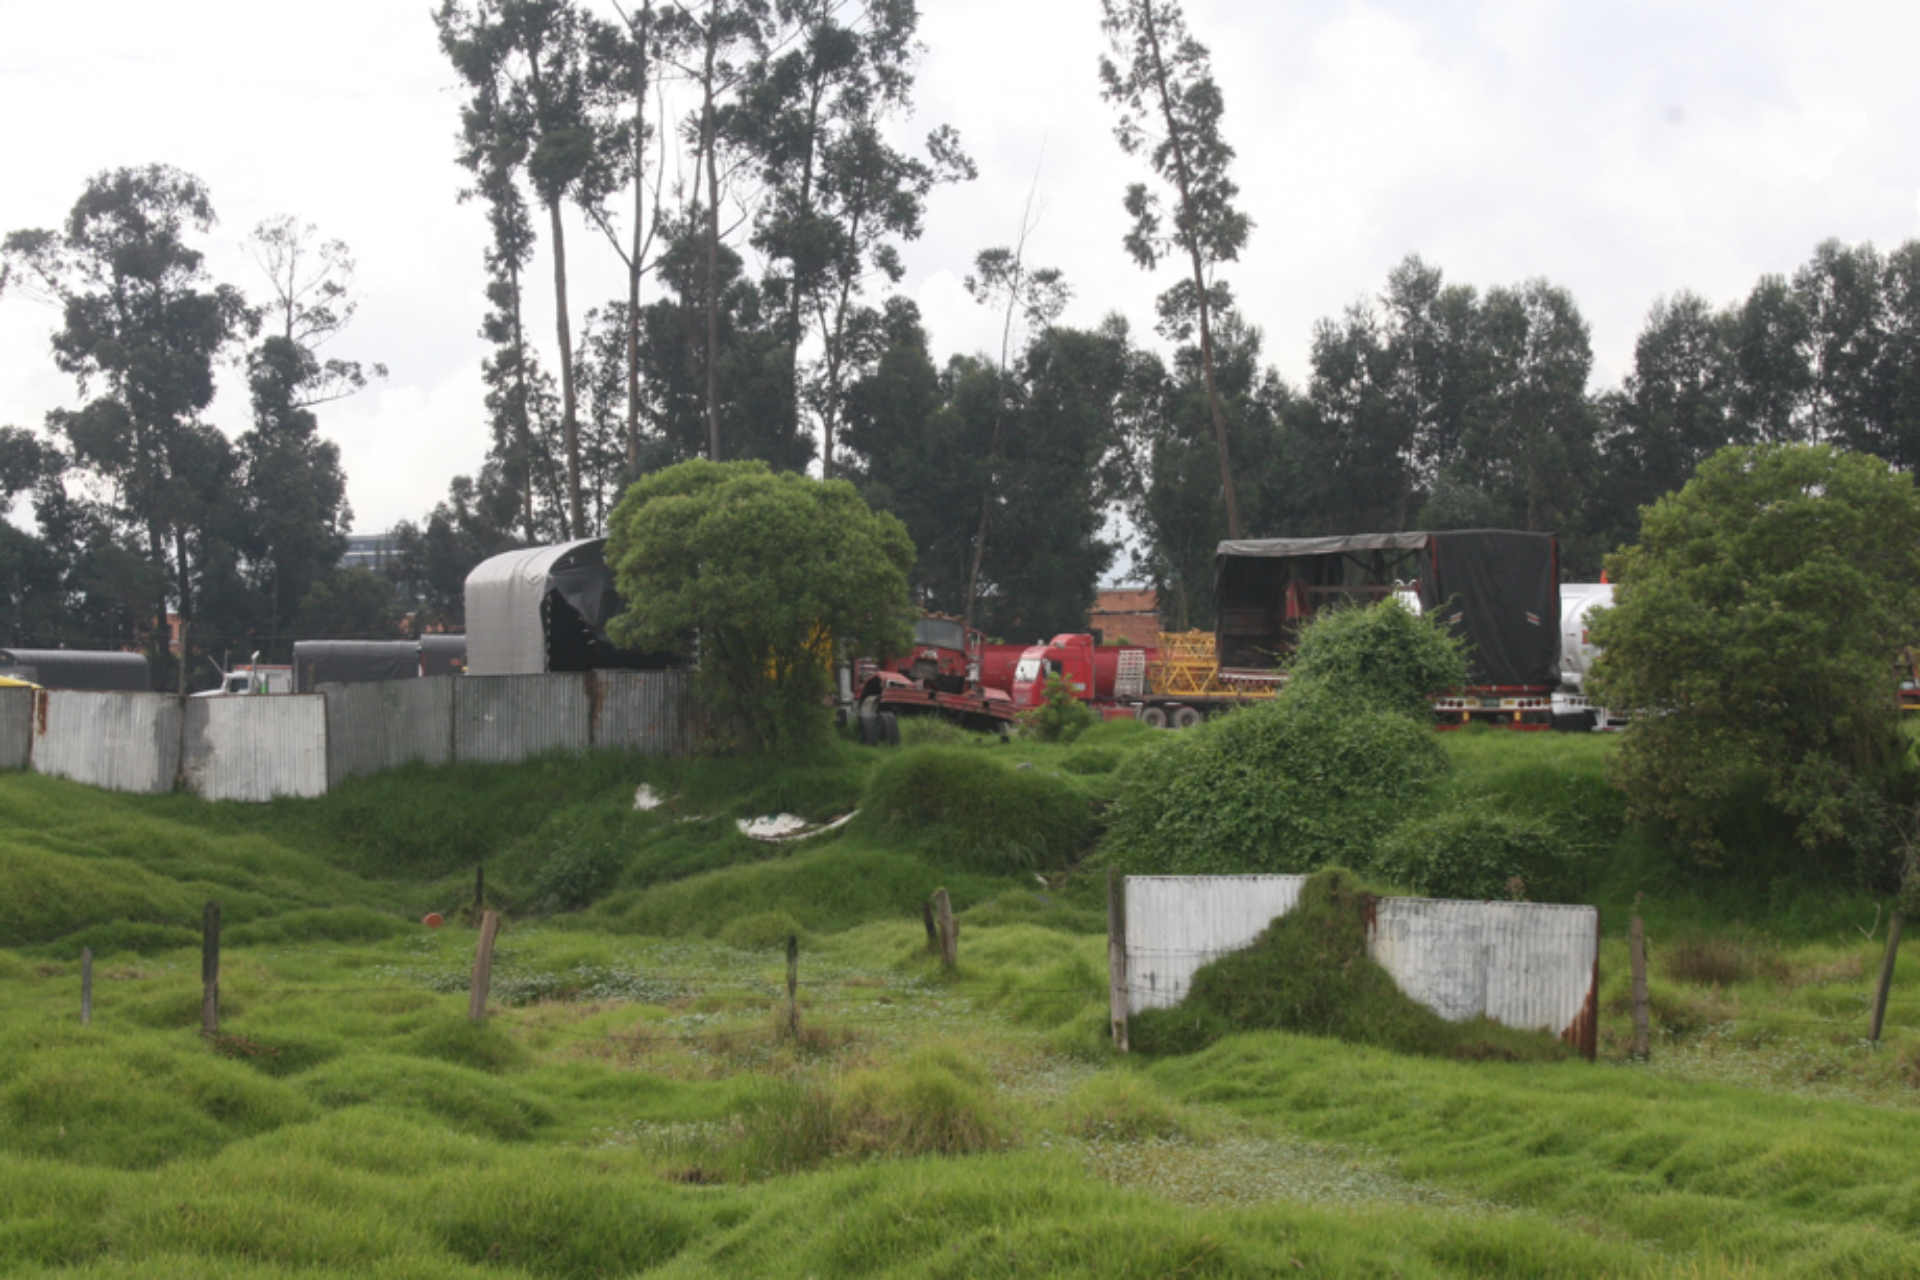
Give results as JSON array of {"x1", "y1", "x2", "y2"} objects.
[
  {"x1": 1213, "y1": 530, "x2": 1560, "y2": 688},
  {"x1": 463, "y1": 538, "x2": 674, "y2": 676},
  {"x1": 0, "y1": 648, "x2": 152, "y2": 691},
  {"x1": 292, "y1": 640, "x2": 422, "y2": 693}
]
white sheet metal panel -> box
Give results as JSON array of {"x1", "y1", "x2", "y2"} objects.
[
  {"x1": 323, "y1": 677, "x2": 455, "y2": 785},
  {"x1": 1370, "y1": 898, "x2": 1597, "y2": 1036},
  {"x1": 589, "y1": 669, "x2": 695, "y2": 754},
  {"x1": 1121, "y1": 875, "x2": 1599, "y2": 1049},
  {"x1": 455, "y1": 673, "x2": 591, "y2": 763},
  {"x1": 182, "y1": 695, "x2": 329, "y2": 801},
  {"x1": 30, "y1": 690, "x2": 181, "y2": 793},
  {"x1": 464, "y1": 538, "x2": 600, "y2": 675},
  {"x1": 0, "y1": 687, "x2": 30, "y2": 770},
  {"x1": 1124, "y1": 875, "x2": 1308, "y2": 1011}
]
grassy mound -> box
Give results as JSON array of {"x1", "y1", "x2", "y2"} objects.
[
  {"x1": 855, "y1": 746, "x2": 1096, "y2": 873},
  {"x1": 1130, "y1": 868, "x2": 1571, "y2": 1061}
]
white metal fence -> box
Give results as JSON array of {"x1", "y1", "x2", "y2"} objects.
[
  {"x1": 2, "y1": 671, "x2": 696, "y2": 802},
  {"x1": 1113, "y1": 873, "x2": 1599, "y2": 1057}
]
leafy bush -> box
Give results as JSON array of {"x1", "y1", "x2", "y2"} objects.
[
  {"x1": 516, "y1": 806, "x2": 634, "y2": 913},
  {"x1": 1371, "y1": 808, "x2": 1567, "y2": 901},
  {"x1": 1129, "y1": 868, "x2": 1570, "y2": 1061},
  {"x1": 1022, "y1": 673, "x2": 1096, "y2": 743},
  {"x1": 858, "y1": 746, "x2": 1096, "y2": 873},
  {"x1": 1288, "y1": 598, "x2": 1468, "y2": 717},
  {"x1": 1103, "y1": 682, "x2": 1447, "y2": 875},
  {"x1": 719, "y1": 910, "x2": 807, "y2": 951}
]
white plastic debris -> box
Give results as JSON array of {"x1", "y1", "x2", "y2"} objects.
[
  {"x1": 633, "y1": 784, "x2": 666, "y2": 811},
  {"x1": 736, "y1": 811, "x2": 859, "y2": 843}
]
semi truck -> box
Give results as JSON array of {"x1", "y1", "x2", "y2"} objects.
[
  {"x1": 0, "y1": 648, "x2": 152, "y2": 692},
  {"x1": 851, "y1": 614, "x2": 1017, "y2": 742},
  {"x1": 1008, "y1": 530, "x2": 1563, "y2": 728},
  {"x1": 1550, "y1": 583, "x2": 1624, "y2": 730}
]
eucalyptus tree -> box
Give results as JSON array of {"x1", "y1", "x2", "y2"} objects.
[
  {"x1": 1099, "y1": 0, "x2": 1254, "y2": 537},
  {"x1": 438, "y1": 0, "x2": 621, "y2": 537},
  {"x1": 958, "y1": 228, "x2": 1069, "y2": 636},
  {"x1": 0, "y1": 165, "x2": 254, "y2": 665}
]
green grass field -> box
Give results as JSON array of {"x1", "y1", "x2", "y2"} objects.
[{"x1": 4, "y1": 725, "x2": 1919, "y2": 1276}]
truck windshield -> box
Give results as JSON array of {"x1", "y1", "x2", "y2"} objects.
[
  {"x1": 913, "y1": 617, "x2": 967, "y2": 651},
  {"x1": 1014, "y1": 656, "x2": 1042, "y2": 683}
]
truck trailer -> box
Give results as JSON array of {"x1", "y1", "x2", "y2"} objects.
[{"x1": 0, "y1": 648, "x2": 152, "y2": 692}]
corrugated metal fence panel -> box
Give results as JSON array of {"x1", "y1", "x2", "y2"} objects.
[
  {"x1": 182, "y1": 695, "x2": 329, "y2": 802},
  {"x1": 454, "y1": 673, "x2": 591, "y2": 764},
  {"x1": 1370, "y1": 898, "x2": 1598, "y2": 1039},
  {"x1": 0, "y1": 687, "x2": 31, "y2": 770},
  {"x1": 1124, "y1": 874, "x2": 1307, "y2": 1013},
  {"x1": 589, "y1": 669, "x2": 695, "y2": 754},
  {"x1": 30, "y1": 690, "x2": 181, "y2": 794},
  {"x1": 324, "y1": 678, "x2": 455, "y2": 786}
]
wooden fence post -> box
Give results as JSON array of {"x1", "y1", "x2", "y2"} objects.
[
  {"x1": 201, "y1": 901, "x2": 220, "y2": 1036},
  {"x1": 1107, "y1": 868, "x2": 1129, "y2": 1053},
  {"x1": 1629, "y1": 915, "x2": 1650, "y2": 1061},
  {"x1": 932, "y1": 888, "x2": 957, "y2": 971},
  {"x1": 921, "y1": 899, "x2": 939, "y2": 954},
  {"x1": 469, "y1": 909, "x2": 500, "y2": 1023},
  {"x1": 786, "y1": 933, "x2": 800, "y2": 1039},
  {"x1": 80, "y1": 946, "x2": 92, "y2": 1026},
  {"x1": 1871, "y1": 911, "x2": 1904, "y2": 1044}
]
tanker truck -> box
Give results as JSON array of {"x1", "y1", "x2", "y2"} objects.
[{"x1": 1550, "y1": 583, "x2": 1624, "y2": 730}]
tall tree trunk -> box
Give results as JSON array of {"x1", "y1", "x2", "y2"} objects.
[
  {"x1": 700, "y1": 15, "x2": 722, "y2": 462},
  {"x1": 625, "y1": 4, "x2": 652, "y2": 476},
  {"x1": 1141, "y1": 0, "x2": 1243, "y2": 539},
  {"x1": 785, "y1": 72, "x2": 826, "y2": 457},
  {"x1": 546, "y1": 197, "x2": 583, "y2": 538},
  {"x1": 506, "y1": 262, "x2": 537, "y2": 542}
]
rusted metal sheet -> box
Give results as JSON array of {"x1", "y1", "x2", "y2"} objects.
[
  {"x1": 1369, "y1": 898, "x2": 1599, "y2": 1056},
  {"x1": 181, "y1": 695, "x2": 328, "y2": 801},
  {"x1": 1123, "y1": 874, "x2": 1308, "y2": 1011},
  {"x1": 589, "y1": 669, "x2": 695, "y2": 754},
  {"x1": 29, "y1": 690, "x2": 181, "y2": 794},
  {"x1": 0, "y1": 687, "x2": 30, "y2": 770},
  {"x1": 324, "y1": 677, "x2": 455, "y2": 785},
  {"x1": 454, "y1": 673, "x2": 591, "y2": 764},
  {"x1": 1121, "y1": 875, "x2": 1600, "y2": 1059}
]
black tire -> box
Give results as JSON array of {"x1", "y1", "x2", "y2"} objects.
[
  {"x1": 858, "y1": 697, "x2": 881, "y2": 745},
  {"x1": 880, "y1": 710, "x2": 900, "y2": 746},
  {"x1": 1138, "y1": 705, "x2": 1169, "y2": 729},
  {"x1": 1170, "y1": 705, "x2": 1202, "y2": 730}
]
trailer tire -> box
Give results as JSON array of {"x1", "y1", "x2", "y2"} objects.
[
  {"x1": 857, "y1": 696, "x2": 881, "y2": 745},
  {"x1": 1170, "y1": 705, "x2": 1202, "y2": 730},
  {"x1": 879, "y1": 710, "x2": 900, "y2": 746},
  {"x1": 1138, "y1": 705, "x2": 1169, "y2": 729}
]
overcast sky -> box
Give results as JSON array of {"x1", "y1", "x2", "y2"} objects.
[{"x1": 4, "y1": 0, "x2": 1918, "y2": 537}]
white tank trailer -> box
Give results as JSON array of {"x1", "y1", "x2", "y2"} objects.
[{"x1": 1550, "y1": 583, "x2": 1625, "y2": 730}]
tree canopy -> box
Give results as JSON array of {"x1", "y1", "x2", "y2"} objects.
[
  {"x1": 1589, "y1": 443, "x2": 1920, "y2": 877},
  {"x1": 603, "y1": 458, "x2": 912, "y2": 752}
]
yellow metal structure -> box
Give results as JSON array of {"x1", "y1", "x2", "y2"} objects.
[{"x1": 1147, "y1": 631, "x2": 1280, "y2": 701}]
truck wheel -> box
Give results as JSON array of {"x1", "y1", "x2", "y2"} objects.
[
  {"x1": 858, "y1": 696, "x2": 881, "y2": 745},
  {"x1": 1138, "y1": 705, "x2": 1169, "y2": 729},
  {"x1": 1170, "y1": 705, "x2": 1202, "y2": 730},
  {"x1": 880, "y1": 710, "x2": 900, "y2": 746}
]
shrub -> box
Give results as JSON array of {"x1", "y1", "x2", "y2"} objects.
[
  {"x1": 517, "y1": 806, "x2": 634, "y2": 913},
  {"x1": 719, "y1": 910, "x2": 807, "y2": 951},
  {"x1": 1288, "y1": 598, "x2": 1468, "y2": 717},
  {"x1": 1023, "y1": 673, "x2": 1097, "y2": 743},
  {"x1": 1060, "y1": 746, "x2": 1121, "y2": 775},
  {"x1": 1103, "y1": 682, "x2": 1447, "y2": 875},
  {"x1": 1371, "y1": 808, "x2": 1567, "y2": 901},
  {"x1": 858, "y1": 746, "x2": 1096, "y2": 873}
]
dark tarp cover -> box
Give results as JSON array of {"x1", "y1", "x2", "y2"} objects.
[
  {"x1": 0, "y1": 648, "x2": 152, "y2": 691},
  {"x1": 292, "y1": 641, "x2": 420, "y2": 693},
  {"x1": 1212, "y1": 529, "x2": 1560, "y2": 688},
  {"x1": 419, "y1": 634, "x2": 466, "y2": 677}
]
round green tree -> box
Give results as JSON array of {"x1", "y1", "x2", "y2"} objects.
[
  {"x1": 1589, "y1": 443, "x2": 1920, "y2": 875},
  {"x1": 605, "y1": 459, "x2": 914, "y2": 754}
]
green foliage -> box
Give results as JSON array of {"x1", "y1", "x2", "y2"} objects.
[
  {"x1": 1288, "y1": 597, "x2": 1468, "y2": 717},
  {"x1": 1131, "y1": 868, "x2": 1571, "y2": 1061},
  {"x1": 1372, "y1": 809, "x2": 1565, "y2": 901},
  {"x1": 718, "y1": 910, "x2": 806, "y2": 951},
  {"x1": 605, "y1": 458, "x2": 915, "y2": 755},
  {"x1": 1060, "y1": 744, "x2": 1121, "y2": 775},
  {"x1": 523, "y1": 810, "x2": 630, "y2": 914},
  {"x1": 1590, "y1": 443, "x2": 1920, "y2": 874},
  {"x1": 1104, "y1": 682, "x2": 1448, "y2": 875},
  {"x1": 1023, "y1": 672, "x2": 1097, "y2": 743},
  {"x1": 856, "y1": 746, "x2": 1097, "y2": 873}
]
